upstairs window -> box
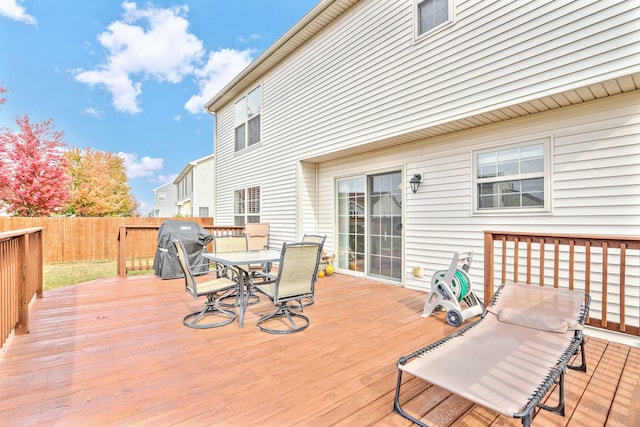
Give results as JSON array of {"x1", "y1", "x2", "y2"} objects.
[
  {"x1": 474, "y1": 139, "x2": 550, "y2": 213},
  {"x1": 417, "y1": 0, "x2": 452, "y2": 36},
  {"x1": 234, "y1": 86, "x2": 261, "y2": 151},
  {"x1": 234, "y1": 186, "x2": 261, "y2": 226}
]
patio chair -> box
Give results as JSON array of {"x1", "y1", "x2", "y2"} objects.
[
  {"x1": 255, "y1": 242, "x2": 322, "y2": 334},
  {"x1": 298, "y1": 234, "x2": 327, "y2": 307},
  {"x1": 244, "y1": 223, "x2": 270, "y2": 250},
  {"x1": 394, "y1": 282, "x2": 590, "y2": 427},
  {"x1": 173, "y1": 239, "x2": 239, "y2": 329},
  {"x1": 244, "y1": 222, "x2": 273, "y2": 278},
  {"x1": 212, "y1": 234, "x2": 260, "y2": 307}
]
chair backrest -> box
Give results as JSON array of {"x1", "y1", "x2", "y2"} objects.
[
  {"x1": 302, "y1": 234, "x2": 326, "y2": 280},
  {"x1": 213, "y1": 234, "x2": 249, "y2": 271},
  {"x1": 272, "y1": 242, "x2": 322, "y2": 303},
  {"x1": 302, "y1": 234, "x2": 326, "y2": 248},
  {"x1": 173, "y1": 239, "x2": 198, "y2": 297},
  {"x1": 213, "y1": 235, "x2": 248, "y2": 253},
  {"x1": 245, "y1": 223, "x2": 269, "y2": 250}
]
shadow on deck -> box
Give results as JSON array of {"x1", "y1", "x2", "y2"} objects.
[{"x1": 0, "y1": 274, "x2": 638, "y2": 426}]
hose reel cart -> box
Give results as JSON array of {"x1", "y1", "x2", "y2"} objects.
[{"x1": 421, "y1": 252, "x2": 484, "y2": 326}]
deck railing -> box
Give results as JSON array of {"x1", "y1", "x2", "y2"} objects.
[
  {"x1": 117, "y1": 225, "x2": 244, "y2": 277},
  {"x1": 484, "y1": 231, "x2": 640, "y2": 336},
  {"x1": 0, "y1": 228, "x2": 43, "y2": 350}
]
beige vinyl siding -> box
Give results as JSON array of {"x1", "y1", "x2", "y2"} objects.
[
  {"x1": 213, "y1": 106, "x2": 236, "y2": 225},
  {"x1": 260, "y1": 0, "x2": 638, "y2": 154}
]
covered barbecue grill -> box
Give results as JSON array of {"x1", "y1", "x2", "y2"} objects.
[{"x1": 153, "y1": 220, "x2": 213, "y2": 279}]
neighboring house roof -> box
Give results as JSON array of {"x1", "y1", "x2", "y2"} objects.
[
  {"x1": 174, "y1": 153, "x2": 215, "y2": 184},
  {"x1": 152, "y1": 181, "x2": 174, "y2": 193}
]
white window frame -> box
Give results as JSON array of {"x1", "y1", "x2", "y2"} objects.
[
  {"x1": 234, "y1": 186, "x2": 261, "y2": 226},
  {"x1": 472, "y1": 137, "x2": 552, "y2": 214},
  {"x1": 415, "y1": 0, "x2": 455, "y2": 39},
  {"x1": 234, "y1": 86, "x2": 262, "y2": 152},
  {"x1": 198, "y1": 206, "x2": 209, "y2": 218}
]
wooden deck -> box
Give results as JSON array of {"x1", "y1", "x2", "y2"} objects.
[{"x1": 0, "y1": 274, "x2": 638, "y2": 426}]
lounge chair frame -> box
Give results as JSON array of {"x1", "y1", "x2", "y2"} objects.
[{"x1": 394, "y1": 283, "x2": 590, "y2": 427}]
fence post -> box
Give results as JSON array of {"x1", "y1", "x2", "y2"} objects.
[
  {"x1": 16, "y1": 234, "x2": 29, "y2": 335},
  {"x1": 117, "y1": 227, "x2": 127, "y2": 277}
]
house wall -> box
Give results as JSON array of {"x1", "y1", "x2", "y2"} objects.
[
  {"x1": 317, "y1": 91, "x2": 640, "y2": 284},
  {"x1": 316, "y1": 92, "x2": 640, "y2": 328},
  {"x1": 193, "y1": 155, "x2": 215, "y2": 217},
  {"x1": 153, "y1": 182, "x2": 177, "y2": 217},
  {"x1": 176, "y1": 171, "x2": 193, "y2": 216},
  {"x1": 213, "y1": 0, "x2": 639, "y2": 241}
]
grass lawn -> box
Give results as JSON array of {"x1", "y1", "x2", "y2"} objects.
[{"x1": 43, "y1": 259, "x2": 153, "y2": 291}]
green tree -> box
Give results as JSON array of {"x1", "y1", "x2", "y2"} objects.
[{"x1": 65, "y1": 147, "x2": 139, "y2": 216}]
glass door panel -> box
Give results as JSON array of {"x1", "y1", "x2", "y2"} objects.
[
  {"x1": 337, "y1": 177, "x2": 365, "y2": 273},
  {"x1": 368, "y1": 171, "x2": 402, "y2": 281}
]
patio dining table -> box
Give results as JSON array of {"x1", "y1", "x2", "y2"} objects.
[{"x1": 203, "y1": 249, "x2": 281, "y2": 327}]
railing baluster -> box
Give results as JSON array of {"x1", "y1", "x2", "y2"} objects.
[
  {"x1": 554, "y1": 239, "x2": 560, "y2": 288},
  {"x1": 526, "y1": 238, "x2": 532, "y2": 284},
  {"x1": 539, "y1": 238, "x2": 545, "y2": 287},
  {"x1": 569, "y1": 240, "x2": 575, "y2": 290},
  {"x1": 501, "y1": 236, "x2": 507, "y2": 285},
  {"x1": 513, "y1": 237, "x2": 519, "y2": 283},
  {"x1": 620, "y1": 243, "x2": 626, "y2": 333}
]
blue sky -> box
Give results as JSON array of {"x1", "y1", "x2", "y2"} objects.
[{"x1": 0, "y1": 0, "x2": 318, "y2": 215}]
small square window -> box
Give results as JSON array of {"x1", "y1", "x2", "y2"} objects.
[{"x1": 417, "y1": 0, "x2": 451, "y2": 36}]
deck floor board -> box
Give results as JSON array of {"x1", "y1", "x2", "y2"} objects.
[{"x1": 0, "y1": 274, "x2": 635, "y2": 426}]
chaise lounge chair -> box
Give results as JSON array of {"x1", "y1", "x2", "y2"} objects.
[{"x1": 394, "y1": 282, "x2": 590, "y2": 427}]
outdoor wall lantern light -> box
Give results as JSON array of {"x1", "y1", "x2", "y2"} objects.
[{"x1": 410, "y1": 174, "x2": 422, "y2": 194}]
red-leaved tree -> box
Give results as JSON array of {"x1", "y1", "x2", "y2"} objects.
[{"x1": 0, "y1": 115, "x2": 72, "y2": 216}]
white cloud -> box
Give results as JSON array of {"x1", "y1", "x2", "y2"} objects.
[
  {"x1": 74, "y1": 2, "x2": 204, "y2": 114},
  {"x1": 0, "y1": 0, "x2": 36, "y2": 25},
  {"x1": 118, "y1": 152, "x2": 164, "y2": 179},
  {"x1": 236, "y1": 34, "x2": 260, "y2": 44},
  {"x1": 82, "y1": 107, "x2": 104, "y2": 118},
  {"x1": 156, "y1": 173, "x2": 178, "y2": 184},
  {"x1": 184, "y1": 48, "x2": 253, "y2": 114}
]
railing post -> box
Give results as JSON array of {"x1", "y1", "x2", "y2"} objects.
[
  {"x1": 36, "y1": 230, "x2": 43, "y2": 299},
  {"x1": 117, "y1": 227, "x2": 127, "y2": 277},
  {"x1": 16, "y1": 234, "x2": 29, "y2": 335}
]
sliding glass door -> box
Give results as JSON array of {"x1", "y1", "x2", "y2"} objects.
[{"x1": 336, "y1": 171, "x2": 402, "y2": 282}]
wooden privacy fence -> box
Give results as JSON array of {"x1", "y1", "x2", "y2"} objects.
[
  {"x1": 117, "y1": 225, "x2": 244, "y2": 277},
  {"x1": 0, "y1": 217, "x2": 213, "y2": 263},
  {"x1": 484, "y1": 230, "x2": 640, "y2": 336},
  {"x1": 0, "y1": 228, "x2": 43, "y2": 351}
]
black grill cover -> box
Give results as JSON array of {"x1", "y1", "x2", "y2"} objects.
[{"x1": 153, "y1": 220, "x2": 213, "y2": 279}]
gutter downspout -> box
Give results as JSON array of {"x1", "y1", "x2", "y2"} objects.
[{"x1": 206, "y1": 109, "x2": 217, "y2": 221}]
